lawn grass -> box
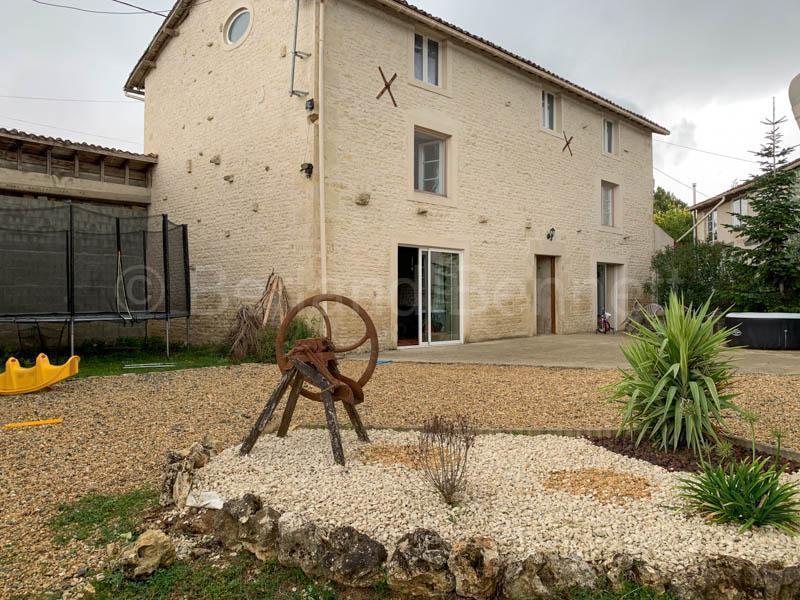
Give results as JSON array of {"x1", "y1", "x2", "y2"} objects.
[
  {"x1": 49, "y1": 488, "x2": 158, "y2": 546},
  {"x1": 94, "y1": 555, "x2": 343, "y2": 600},
  {"x1": 73, "y1": 344, "x2": 234, "y2": 378},
  {"x1": 562, "y1": 584, "x2": 676, "y2": 599}
]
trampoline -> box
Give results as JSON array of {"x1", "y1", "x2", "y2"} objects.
[{"x1": 0, "y1": 200, "x2": 190, "y2": 355}]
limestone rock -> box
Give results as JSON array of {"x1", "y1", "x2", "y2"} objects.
[
  {"x1": 278, "y1": 512, "x2": 326, "y2": 574},
  {"x1": 673, "y1": 556, "x2": 766, "y2": 600},
  {"x1": 212, "y1": 494, "x2": 280, "y2": 561},
  {"x1": 387, "y1": 529, "x2": 454, "y2": 597},
  {"x1": 502, "y1": 552, "x2": 600, "y2": 599},
  {"x1": 277, "y1": 513, "x2": 386, "y2": 587},
  {"x1": 502, "y1": 554, "x2": 549, "y2": 599},
  {"x1": 118, "y1": 529, "x2": 176, "y2": 579},
  {"x1": 448, "y1": 536, "x2": 503, "y2": 599},
  {"x1": 605, "y1": 553, "x2": 635, "y2": 592},
  {"x1": 321, "y1": 526, "x2": 388, "y2": 587},
  {"x1": 209, "y1": 154, "x2": 221, "y2": 165},
  {"x1": 160, "y1": 437, "x2": 217, "y2": 507},
  {"x1": 761, "y1": 562, "x2": 800, "y2": 600}
]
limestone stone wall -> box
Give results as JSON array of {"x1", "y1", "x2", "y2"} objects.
[
  {"x1": 142, "y1": 0, "x2": 661, "y2": 347},
  {"x1": 321, "y1": 0, "x2": 658, "y2": 346},
  {"x1": 143, "y1": 0, "x2": 321, "y2": 341}
]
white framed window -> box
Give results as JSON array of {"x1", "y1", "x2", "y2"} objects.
[
  {"x1": 414, "y1": 34, "x2": 441, "y2": 86},
  {"x1": 541, "y1": 91, "x2": 557, "y2": 130},
  {"x1": 731, "y1": 197, "x2": 748, "y2": 227},
  {"x1": 414, "y1": 129, "x2": 447, "y2": 195},
  {"x1": 224, "y1": 7, "x2": 252, "y2": 46},
  {"x1": 707, "y1": 210, "x2": 718, "y2": 241},
  {"x1": 603, "y1": 119, "x2": 617, "y2": 154},
  {"x1": 601, "y1": 181, "x2": 616, "y2": 226}
]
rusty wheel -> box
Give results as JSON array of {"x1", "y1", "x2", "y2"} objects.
[{"x1": 276, "y1": 294, "x2": 379, "y2": 402}]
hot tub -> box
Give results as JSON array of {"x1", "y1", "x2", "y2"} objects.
[{"x1": 725, "y1": 312, "x2": 800, "y2": 350}]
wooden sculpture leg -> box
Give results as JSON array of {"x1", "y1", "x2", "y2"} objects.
[
  {"x1": 343, "y1": 403, "x2": 370, "y2": 442},
  {"x1": 321, "y1": 389, "x2": 346, "y2": 466},
  {"x1": 277, "y1": 372, "x2": 303, "y2": 438},
  {"x1": 240, "y1": 367, "x2": 296, "y2": 455},
  {"x1": 291, "y1": 359, "x2": 346, "y2": 465}
]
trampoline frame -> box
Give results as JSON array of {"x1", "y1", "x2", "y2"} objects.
[{"x1": 0, "y1": 203, "x2": 191, "y2": 356}]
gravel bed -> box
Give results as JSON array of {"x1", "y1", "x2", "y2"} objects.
[
  {"x1": 2, "y1": 361, "x2": 800, "y2": 596},
  {"x1": 192, "y1": 429, "x2": 800, "y2": 572}
]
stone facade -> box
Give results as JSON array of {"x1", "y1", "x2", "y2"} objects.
[{"x1": 138, "y1": 0, "x2": 667, "y2": 346}]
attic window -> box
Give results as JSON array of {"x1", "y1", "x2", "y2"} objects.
[{"x1": 225, "y1": 8, "x2": 251, "y2": 45}]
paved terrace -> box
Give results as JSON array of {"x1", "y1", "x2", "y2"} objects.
[{"x1": 377, "y1": 334, "x2": 800, "y2": 375}]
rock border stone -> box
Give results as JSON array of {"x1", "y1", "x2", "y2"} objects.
[{"x1": 186, "y1": 491, "x2": 800, "y2": 599}]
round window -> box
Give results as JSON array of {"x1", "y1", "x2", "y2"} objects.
[{"x1": 225, "y1": 9, "x2": 251, "y2": 45}]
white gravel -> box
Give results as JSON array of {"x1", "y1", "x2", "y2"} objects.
[{"x1": 190, "y1": 429, "x2": 800, "y2": 571}]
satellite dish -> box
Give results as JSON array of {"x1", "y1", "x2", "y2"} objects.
[{"x1": 791, "y1": 73, "x2": 800, "y2": 130}]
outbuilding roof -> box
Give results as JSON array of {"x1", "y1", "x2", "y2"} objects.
[
  {"x1": 689, "y1": 156, "x2": 800, "y2": 212},
  {"x1": 0, "y1": 128, "x2": 157, "y2": 164},
  {"x1": 124, "y1": 0, "x2": 669, "y2": 135}
]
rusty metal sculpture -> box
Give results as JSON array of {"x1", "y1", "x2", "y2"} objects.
[{"x1": 240, "y1": 294, "x2": 378, "y2": 465}]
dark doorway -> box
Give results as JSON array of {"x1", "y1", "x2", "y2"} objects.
[{"x1": 397, "y1": 246, "x2": 420, "y2": 346}]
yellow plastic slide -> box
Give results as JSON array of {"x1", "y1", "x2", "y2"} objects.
[{"x1": 0, "y1": 354, "x2": 80, "y2": 396}]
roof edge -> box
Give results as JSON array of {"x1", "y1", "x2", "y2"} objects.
[
  {"x1": 689, "y1": 156, "x2": 800, "y2": 212},
  {"x1": 373, "y1": 0, "x2": 669, "y2": 135},
  {"x1": 125, "y1": 0, "x2": 669, "y2": 135},
  {"x1": 124, "y1": 0, "x2": 192, "y2": 95},
  {"x1": 0, "y1": 128, "x2": 157, "y2": 163}
]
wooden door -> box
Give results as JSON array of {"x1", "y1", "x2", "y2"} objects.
[{"x1": 536, "y1": 256, "x2": 556, "y2": 335}]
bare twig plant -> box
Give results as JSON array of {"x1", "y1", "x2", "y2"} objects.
[
  {"x1": 414, "y1": 416, "x2": 476, "y2": 505},
  {"x1": 228, "y1": 271, "x2": 290, "y2": 360}
]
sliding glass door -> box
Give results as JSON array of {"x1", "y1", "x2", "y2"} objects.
[{"x1": 400, "y1": 246, "x2": 462, "y2": 347}]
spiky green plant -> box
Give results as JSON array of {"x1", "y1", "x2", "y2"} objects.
[
  {"x1": 678, "y1": 457, "x2": 800, "y2": 534},
  {"x1": 611, "y1": 292, "x2": 740, "y2": 453}
]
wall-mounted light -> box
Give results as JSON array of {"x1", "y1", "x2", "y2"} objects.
[
  {"x1": 300, "y1": 163, "x2": 314, "y2": 178},
  {"x1": 546, "y1": 227, "x2": 556, "y2": 241},
  {"x1": 305, "y1": 98, "x2": 315, "y2": 112}
]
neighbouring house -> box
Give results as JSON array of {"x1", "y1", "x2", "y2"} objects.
[
  {"x1": 125, "y1": 0, "x2": 670, "y2": 348},
  {"x1": 0, "y1": 128, "x2": 190, "y2": 351},
  {"x1": 689, "y1": 157, "x2": 800, "y2": 247}
]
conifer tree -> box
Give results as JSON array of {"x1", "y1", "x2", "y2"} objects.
[{"x1": 727, "y1": 108, "x2": 800, "y2": 311}]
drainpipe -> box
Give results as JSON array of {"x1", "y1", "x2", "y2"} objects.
[
  {"x1": 317, "y1": 0, "x2": 328, "y2": 294},
  {"x1": 675, "y1": 195, "x2": 727, "y2": 244},
  {"x1": 124, "y1": 91, "x2": 145, "y2": 102}
]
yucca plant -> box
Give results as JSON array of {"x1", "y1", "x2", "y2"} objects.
[
  {"x1": 611, "y1": 292, "x2": 740, "y2": 453},
  {"x1": 678, "y1": 457, "x2": 800, "y2": 534}
]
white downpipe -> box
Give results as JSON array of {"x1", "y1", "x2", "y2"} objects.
[
  {"x1": 318, "y1": 0, "x2": 328, "y2": 295},
  {"x1": 676, "y1": 195, "x2": 728, "y2": 244},
  {"x1": 124, "y1": 91, "x2": 145, "y2": 102}
]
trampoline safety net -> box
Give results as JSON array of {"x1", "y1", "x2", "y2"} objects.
[{"x1": 0, "y1": 201, "x2": 190, "y2": 323}]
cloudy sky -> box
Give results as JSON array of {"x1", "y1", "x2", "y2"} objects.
[{"x1": 4, "y1": 0, "x2": 799, "y2": 205}]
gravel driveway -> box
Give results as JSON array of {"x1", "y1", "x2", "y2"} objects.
[{"x1": 2, "y1": 361, "x2": 800, "y2": 596}]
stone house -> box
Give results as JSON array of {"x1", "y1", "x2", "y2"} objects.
[
  {"x1": 690, "y1": 157, "x2": 800, "y2": 247},
  {"x1": 125, "y1": 0, "x2": 670, "y2": 347}
]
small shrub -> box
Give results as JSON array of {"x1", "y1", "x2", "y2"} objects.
[
  {"x1": 414, "y1": 415, "x2": 476, "y2": 505},
  {"x1": 646, "y1": 242, "x2": 739, "y2": 311},
  {"x1": 611, "y1": 292, "x2": 740, "y2": 454},
  {"x1": 678, "y1": 457, "x2": 800, "y2": 534},
  {"x1": 253, "y1": 319, "x2": 318, "y2": 364}
]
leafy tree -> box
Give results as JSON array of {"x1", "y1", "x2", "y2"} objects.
[
  {"x1": 653, "y1": 186, "x2": 692, "y2": 241},
  {"x1": 727, "y1": 113, "x2": 800, "y2": 311},
  {"x1": 655, "y1": 206, "x2": 693, "y2": 241},
  {"x1": 646, "y1": 242, "x2": 738, "y2": 311},
  {"x1": 654, "y1": 186, "x2": 687, "y2": 213}
]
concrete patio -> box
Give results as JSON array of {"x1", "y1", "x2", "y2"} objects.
[{"x1": 377, "y1": 334, "x2": 800, "y2": 375}]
